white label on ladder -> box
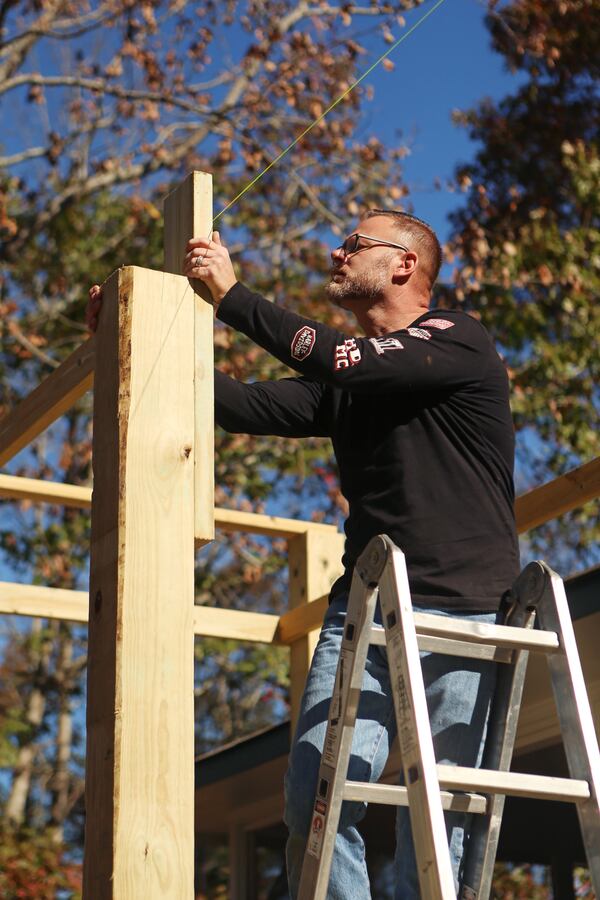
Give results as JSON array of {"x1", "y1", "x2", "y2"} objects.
[
  {"x1": 387, "y1": 632, "x2": 418, "y2": 757},
  {"x1": 322, "y1": 648, "x2": 354, "y2": 768},
  {"x1": 306, "y1": 804, "x2": 327, "y2": 859}
]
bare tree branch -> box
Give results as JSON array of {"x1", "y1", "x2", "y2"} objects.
[
  {"x1": 7, "y1": 320, "x2": 60, "y2": 369},
  {"x1": 0, "y1": 145, "x2": 47, "y2": 166},
  {"x1": 289, "y1": 169, "x2": 345, "y2": 228},
  {"x1": 0, "y1": 73, "x2": 212, "y2": 114},
  {"x1": 0, "y1": 0, "x2": 66, "y2": 83}
]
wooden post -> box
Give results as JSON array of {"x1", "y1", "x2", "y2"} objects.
[
  {"x1": 228, "y1": 825, "x2": 252, "y2": 900},
  {"x1": 287, "y1": 529, "x2": 345, "y2": 731},
  {"x1": 164, "y1": 171, "x2": 215, "y2": 544},
  {"x1": 84, "y1": 265, "x2": 198, "y2": 897}
]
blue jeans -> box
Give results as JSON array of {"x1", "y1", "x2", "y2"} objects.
[{"x1": 284, "y1": 594, "x2": 498, "y2": 899}]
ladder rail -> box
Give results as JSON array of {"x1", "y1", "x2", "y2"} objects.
[
  {"x1": 460, "y1": 561, "x2": 547, "y2": 900},
  {"x1": 297, "y1": 570, "x2": 379, "y2": 900},
  {"x1": 378, "y1": 541, "x2": 458, "y2": 898},
  {"x1": 538, "y1": 567, "x2": 600, "y2": 893}
]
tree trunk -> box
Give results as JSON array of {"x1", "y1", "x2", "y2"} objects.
[
  {"x1": 49, "y1": 626, "x2": 74, "y2": 843},
  {"x1": 5, "y1": 619, "x2": 52, "y2": 827}
]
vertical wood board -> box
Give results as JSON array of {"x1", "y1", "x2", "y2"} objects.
[
  {"x1": 163, "y1": 171, "x2": 214, "y2": 544},
  {"x1": 85, "y1": 266, "x2": 196, "y2": 898},
  {"x1": 288, "y1": 530, "x2": 345, "y2": 731},
  {"x1": 84, "y1": 267, "x2": 122, "y2": 898}
]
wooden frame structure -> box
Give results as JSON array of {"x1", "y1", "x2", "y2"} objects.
[{"x1": 0, "y1": 170, "x2": 599, "y2": 896}]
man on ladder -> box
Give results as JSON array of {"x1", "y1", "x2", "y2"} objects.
[
  {"x1": 90, "y1": 208, "x2": 521, "y2": 896},
  {"x1": 184, "y1": 209, "x2": 523, "y2": 898}
]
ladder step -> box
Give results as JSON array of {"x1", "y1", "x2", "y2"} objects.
[
  {"x1": 414, "y1": 613, "x2": 560, "y2": 653},
  {"x1": 370, "y1": 626, "x2": 514, "y2": 663},
  {"x1": 370, "y1": 614, "x2": 560, "y2": 654},
  {"x1": 344, "y1": 780, "x2": 488, "y2": 814},
  {"x1": 437, "y1": 765, "x2": 590, "y2": 803}
]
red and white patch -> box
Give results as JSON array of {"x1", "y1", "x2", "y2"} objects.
[
  {"x1": 369, "y1": 336, "x2": 404, "y2": 355},
  {"x1": 291, "y1": 326, "x2": 316, "y2": 361},
  {"x1": 407, "y1": 327, "x2": 431, "y2": 341},
  {"x1": 419, "y1": 318, "x2": 455, "y2": 330},
  {"x1": 334, "y1": 338, "x2": 362, "y2": 371}
]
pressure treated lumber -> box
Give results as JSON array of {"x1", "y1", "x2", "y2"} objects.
[
  {"x1": 277, "y1": 593, "x2": 329, "y2": 644},
  {"x1": 212, "y1": 507, "x2": 338, "y2": 538},
  {"x1": 0, "y1": 474, "x2": 92, "y2": 507},
  {"x1": 0, "y1": 337, "x2": 95, "y2": 466},
  {"x1": 84, "y1": 266, "x2": 195, "y2": 899},
  {"x1": 164, "y1": 171, "x2": 214, "y2": 544},
  {"x1": 0, "y1": 581, "x2": 282, "y2": 645},
  {"x1": 287, "y1": 529, "x2": 345, "y2": 730},
  {"x1": 0, "y1": 582, "x2": 88, "y2": 623},
  {"x1": 515, "y1": 456, "x2": 600, "y2": 533},
  {"x1": 4, "y1": 453, "x2": 600, "y2": 536},
  {"x1": 0, "y1": 473, "x2": 340, "y2": 536},
  {"x1": 192, "y1": 606, "x2": 279, "y2": 642}
]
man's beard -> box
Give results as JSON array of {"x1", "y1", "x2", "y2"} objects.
[{"x1": 325, "y1": 254, "x2": 394, "y2": 306}]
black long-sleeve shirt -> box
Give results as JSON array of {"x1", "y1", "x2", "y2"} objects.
[{"x1": 215, "y1": 282, "x2": 520, "y2": 612}]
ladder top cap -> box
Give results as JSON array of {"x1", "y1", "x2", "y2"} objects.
[{"x1": 356, "y1": 534, "x2": 394, "y2": 587}]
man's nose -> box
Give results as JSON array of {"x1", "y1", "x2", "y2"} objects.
[{"x1": 331, "y1": 246, "x2": 345, "y2": 263}]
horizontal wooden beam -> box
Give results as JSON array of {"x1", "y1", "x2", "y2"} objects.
[
  {"x1": 0, "y1": 337, "x2": 95, "y2": 466},
  {"x1": 0, "y1": 581, "x2": 285, "y2": 644},
  {"x1": 192, "y1": 606, "x2": 279, "y2": 643},
  {"x1": 0, "y1": 581, "x2": 89, "y2": 623},
  {"x1": 4, "y1": 456, "x2": 600, "y2": 538},
  {"x1": 515, "y1": 456, "x2": 600, "y2": 533},
  {"x1": 211, "y1": 507, "x2": 339, "y2": 538},
  {"x1": 277, "y1": 594, "x2": 329, "y2": 644},
  {"x1": 0, "y1": 474, "x2": 339, "y2": 537},
  {"x1": 0, "y1": 473, "x2": 92, "y2": 507}
]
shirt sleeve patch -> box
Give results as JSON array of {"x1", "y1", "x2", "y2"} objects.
[
  {"x1": 291, "y1": 326, "x2": 316, "y2": 360},
  {"x1": 419, "y1": 318, "x2": 455, "y2": 330},
  {"x1": 407, "y1": 328, "x2": 431, "y2": 341},
  {"x1": 334, "y1": 338, "x2": 362, "y2": 370},
  {"x1": 369, "y1": 336, "x2": 405, "y2": 355}
]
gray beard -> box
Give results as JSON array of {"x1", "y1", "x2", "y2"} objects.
[{"x1": 325, "y1": 254, "x2": 394, "y2": 305}]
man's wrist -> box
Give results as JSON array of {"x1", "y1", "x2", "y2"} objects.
[{"x1": 214, "y1": 279, "x2": 238, "y2": 306}]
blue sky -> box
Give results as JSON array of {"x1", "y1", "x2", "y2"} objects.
[{"x1": 341, "y1": 0, "x2": 522, "y2": 250}]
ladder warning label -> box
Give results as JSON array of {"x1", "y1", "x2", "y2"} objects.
[
  {"x1": 323, "y1": 648, "x2": 353, "y2": 767},
  {"x1": 306, "y1": 809, "x2": 326, "y2": 859}
]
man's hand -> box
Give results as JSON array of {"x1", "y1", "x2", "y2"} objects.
[
  {"x1": 87, "y1": 284, "x2": 102, "y2": 333},
  {"x1": 183, "y1": 231, "x2": 237, "y2": 306}
]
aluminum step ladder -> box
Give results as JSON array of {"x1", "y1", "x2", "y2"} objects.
[{"x1": 297, "y1": 534, "x2": 600, "y2": 900}]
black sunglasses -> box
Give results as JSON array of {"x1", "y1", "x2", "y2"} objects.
[{"x1": 338, "y1": 232, "x2": 410, "y2": 256}]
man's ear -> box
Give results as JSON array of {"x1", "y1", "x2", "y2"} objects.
[{"x1": 392, "y1": 251, "x2": 418, "y2": 282}]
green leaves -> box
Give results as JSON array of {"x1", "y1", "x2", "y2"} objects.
[{"x1": 449, "y1": 1, "x2": 599, "y2": 561}]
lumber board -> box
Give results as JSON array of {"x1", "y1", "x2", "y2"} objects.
[
  {"x1": 0, "y1": 336, "x2": 95, "y2": 466},
  {"x1": 0, "y1": 582, "x2": 282, "y2": 645},
  {"x1": 0, "y1": 473, "x2": 92, "y2": 507},
  {"x1": 515, "y1": 456, "x2": 600, "y2": 533},
  {"x1": 3, "y1": 455, "x2": 599, "y2": 541},
  {"x1": 193, "y1": 605, "x2": 279, "y2": 643},
  {"x1": 0, "y1": 473, "x2": 339, "y2": 537},
  {"x1": 164, "y1": 171, "x2": 214, "y2": 544},
  {"x1": 0, "y1": 582, "x2": 88, "y2": 622},
  {"x1": 287, "y1": 530, "x2": 345, "y2": 731},
  {"x1": 212, "y1": 507, "x2": 339, "y2": 538},
  {"x1": 84, "y1": 266, "x2": 196, "y2": 898},
  {"x1": 277, "y1": 593, "x2": 329, "y2": 644}
]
